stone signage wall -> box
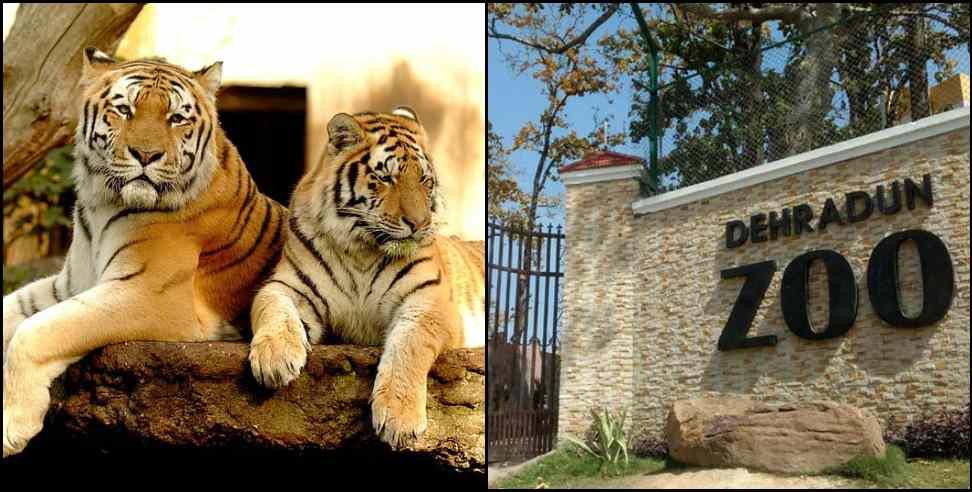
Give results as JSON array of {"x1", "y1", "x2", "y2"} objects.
[{"x1": 558, "y1": 114, "x2": 970, "y2": 439}]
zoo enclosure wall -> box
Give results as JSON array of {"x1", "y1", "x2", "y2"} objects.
[{"x1": 559, "y1": 107, "x2": 970, "y2": 438}]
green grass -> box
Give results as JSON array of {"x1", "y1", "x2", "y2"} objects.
[
  {"x1": 900, "y1": 458, "x2": 971, "y2": 489},
  {"x1": 492, "y1": 447, "x2": 666, "y2": 489},
  {"x1": 825, "y1": 445, "x2": 907, "y2": 486},
  {"x1": 494, "y1": 445, "x2": 969, "y2": 490},
  {"x1": 826, "y1": 446, "x2": 970, "y2": 489}
]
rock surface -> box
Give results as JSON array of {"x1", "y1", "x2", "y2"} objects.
[
  {"x1": 665, "y1": 397, "x2": 886, "y2": 474},
  {"x1": 7, "y1": 342, "x2": 484, "y2": 482}
]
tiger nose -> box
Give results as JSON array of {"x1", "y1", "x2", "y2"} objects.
[
  {"x1": 402, "y1": 215, "x2": 430, "y2": 233},
  {"x1": 128, "y1": 146, "x2": 165, "y2": 166}
]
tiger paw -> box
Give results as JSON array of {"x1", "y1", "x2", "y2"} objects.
[
  {"x1": 3, "y1": 382, "x2": 47, "y2": 459},
  {"x1": 249, "y1": 326, "x2": 310, "y2": 389},
  {"x1": 371, "y1": 380, "x2": 428, "y2": 450},
  {"x1": 2, "y1": 408, "x2": 32, "y2": 459}
]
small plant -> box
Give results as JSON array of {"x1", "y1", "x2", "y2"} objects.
[
  {"x1": 888, "y1": 402, "x2": 970, "y2": 459},
  {"x1": 826, "y1": 445, "x2": 907, "y2": 486},
  {"x1": 563, "y1": 407, "x2": 630, "y2": 474},
  {"x1": 630, "y1": 428, "x2": 668, "y2": 459},
  {"x1": 3, "y1": 145, "x2": 75, "y2": 260},
  {"x1": 2, "y1": 264, "x2": 38, "y2": 295}
]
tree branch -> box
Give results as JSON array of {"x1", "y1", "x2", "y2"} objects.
[
  {"x1": 677, "y1": 3, "x2": 807, "y2": 25},
  {"x1": 841, "y1": 4, "x2": 969, "y2": 37},
  {"x1": 535, "y1": 93, "x2": 569, "y2": 198},
  {"x1": 3, "y1": 3, "x2": 145, "y2": 190},
  {"x1": 656, "y1": 14, "x2": 732, "y2": 53},
  {"x1": 488, "y1": 4, "x2": 621, "y2": 55}
]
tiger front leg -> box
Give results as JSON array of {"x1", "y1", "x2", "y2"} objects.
[
  {"x1": 3, "y1": 274, "x2": 67, "y2": 359},
  {"x1": 249, "y1": 281, "x2": 313, "y2": 389},
  {"x1": 371, "y1": 301, "x2": 452, "y2": 449},
  {"x1": 3, "y1": 248, "x2": 200, "y2": 458}
]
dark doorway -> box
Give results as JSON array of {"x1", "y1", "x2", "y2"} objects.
[{"x1": 216, "y1": 85, "x2": 306, "y2": 207}]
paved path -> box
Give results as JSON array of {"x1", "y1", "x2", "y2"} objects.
[{"x1": 606, "y1": 468, "x2": 854, "y2": 489}]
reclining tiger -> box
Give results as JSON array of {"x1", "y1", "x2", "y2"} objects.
[
  {"x1": 1, "y1": 49, "x2": 286, "y2": 458},
  {"x1": 248, "y1": 107, "x2": 485, "y2": 449}
]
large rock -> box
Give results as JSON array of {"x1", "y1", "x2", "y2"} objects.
[
  {"x1": 6, "y1": 342, "x2": 484, "y2": 483},
  {"x1": 665, "y1": 398, "x2": 886, "y2": 474}
]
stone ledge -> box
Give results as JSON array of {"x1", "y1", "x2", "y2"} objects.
[{"x1": 6, "y1": 342, "x2": 484, "y2": 481}]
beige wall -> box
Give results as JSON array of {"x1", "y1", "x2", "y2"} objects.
[
  {"x1": 559, "y1": 127, "x2": 971, "y2": 438},
  {"x1": 3, "y1": 4, "x2": 485, "y2": 241}
]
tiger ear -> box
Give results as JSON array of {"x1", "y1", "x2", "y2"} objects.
[
  {"x1": 327, "y1": 113, "x2": 365, "y2": 153},
  {"x1": 392, "y1": 105, "x2": 420, "y2": 124},
  {"x1": 193, "y1": 61, "x2": 223, "y2": 99},
  {"x1": 80, "y1": 47, "x2": 116, "y2": 84}
]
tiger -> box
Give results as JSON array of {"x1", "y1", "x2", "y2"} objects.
[
  {"x1": 1, "y1": 48, "x2": 287, "y2": 458},
  {"x1": 248, "y1": 107, "x2": 485, "y2": 449}
]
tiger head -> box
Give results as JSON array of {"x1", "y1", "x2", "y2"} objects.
[
  {"x1": 74, "y1": 48, "x2": 223, "y2": 211},
  {"x1": 304, "y1": 107, "x2": 444, "y2": 258}
]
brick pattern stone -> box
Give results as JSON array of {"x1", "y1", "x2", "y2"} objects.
[{"x1": 559, "y1": 128, "x2": 971, "y2": 439}]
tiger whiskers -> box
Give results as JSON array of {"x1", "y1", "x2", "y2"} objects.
[{"x1": 335, "y1": 206, "x2": 379, "y2": 220}]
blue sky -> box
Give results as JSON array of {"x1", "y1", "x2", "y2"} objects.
[
  {"x1": 488, "y1": 6, "x2": 969, "y2": 233},
  {"x1": 488, "y1": 8, "x2": 647, "y2": 229},
  {"x1": 487, "y1": 6, "x2": 968, "y2": 346}
]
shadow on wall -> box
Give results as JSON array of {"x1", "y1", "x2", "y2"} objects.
[{"x1": 338, "y1": 61, "x2": 485, "y2": 240}]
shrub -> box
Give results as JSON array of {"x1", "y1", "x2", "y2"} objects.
[
  {"x1": 3, "y1": 145, "x2": 75, "y2": 258},
  {"x1": 630, "y1": 428, "x2": 668, "y2": 459},
  {"x1": 563, "y1": 407, "x2": 629, "y2": 474},
  {"x1": 3, "y1": 265, "x2": 38, "y2": 295},
  {"x1": 827, "y1": 445, "x2": 907, "y2": 485},
  {"x1": 886, "y1": 402, "x2": 970, "y2": 459}
]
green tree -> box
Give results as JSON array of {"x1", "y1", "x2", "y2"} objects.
[
  {"x1": 488, "y1": 3, "x2": 628, "y2": 231},
  {"x1": 626, "y1": 3, "x2": 968, "y2": 189},
  {"x1": 487, "y1": 120, "x2": 530, "y2": 225},
  {"x1": 489, "y1": 3, "x2": 630, "y2": 357}
]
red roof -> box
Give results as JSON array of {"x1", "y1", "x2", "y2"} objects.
[{"x1": 559, "y1": 150, "x2": 646, "y2": 173}]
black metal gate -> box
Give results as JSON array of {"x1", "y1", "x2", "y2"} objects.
[{"x1": 487, "y1": 219, "x2": 564, "y2": 463}]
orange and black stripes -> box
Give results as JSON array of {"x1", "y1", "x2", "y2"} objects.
[
  {"x1": 253, "y1": 109, "x2": 480, "y2": 351},
  {"x1": 58, "y1": 53, "x2": 286, "y2": 336},
  {"x1": 287, "y1": 215, "x2": 351, "y2": 301},
  {"x1": 210, "y1": 198, "x2": 285, "y2": 275}
]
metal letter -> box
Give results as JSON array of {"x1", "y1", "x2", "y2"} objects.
[
  {"x1": 718, "y1": 261, "x2": 779, "y2": 351},
  {"x1": 781, "y1": 250, "x2": 858, "y2": 340},
  {"x1": 867, "y1": 229, "x2": 954, "y2": 328}
]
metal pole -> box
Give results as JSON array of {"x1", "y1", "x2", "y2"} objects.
[{"x1": 631, "y1": 2, "x2": 659, "y2": 193}]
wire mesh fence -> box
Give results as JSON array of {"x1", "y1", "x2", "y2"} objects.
[{"x1": 634, "y1": 3, "x2": 970, "y2": 196}]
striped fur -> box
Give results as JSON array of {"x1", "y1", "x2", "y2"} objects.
[
  {"x1": 249, "y1": 108, "x2": 485, "y2": 449},
  {"x1": 2, "y1": 49, "x2": 286, "y2": 459}
]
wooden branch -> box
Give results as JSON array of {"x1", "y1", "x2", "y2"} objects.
[{"x1": 3, "y1": 3, "x2": 144, "y2": 190}]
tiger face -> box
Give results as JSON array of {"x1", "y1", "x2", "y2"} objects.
[
  {"x1": 310, "y1": 107, "x2": 444, "y2": 257},
  {"x1": 74, "y1": 48, "x2": 222, "y2": 211}
]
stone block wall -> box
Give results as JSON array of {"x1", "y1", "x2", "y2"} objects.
[{"x1": 559, "y1": 126, "x2": 970, "y2": 438}]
